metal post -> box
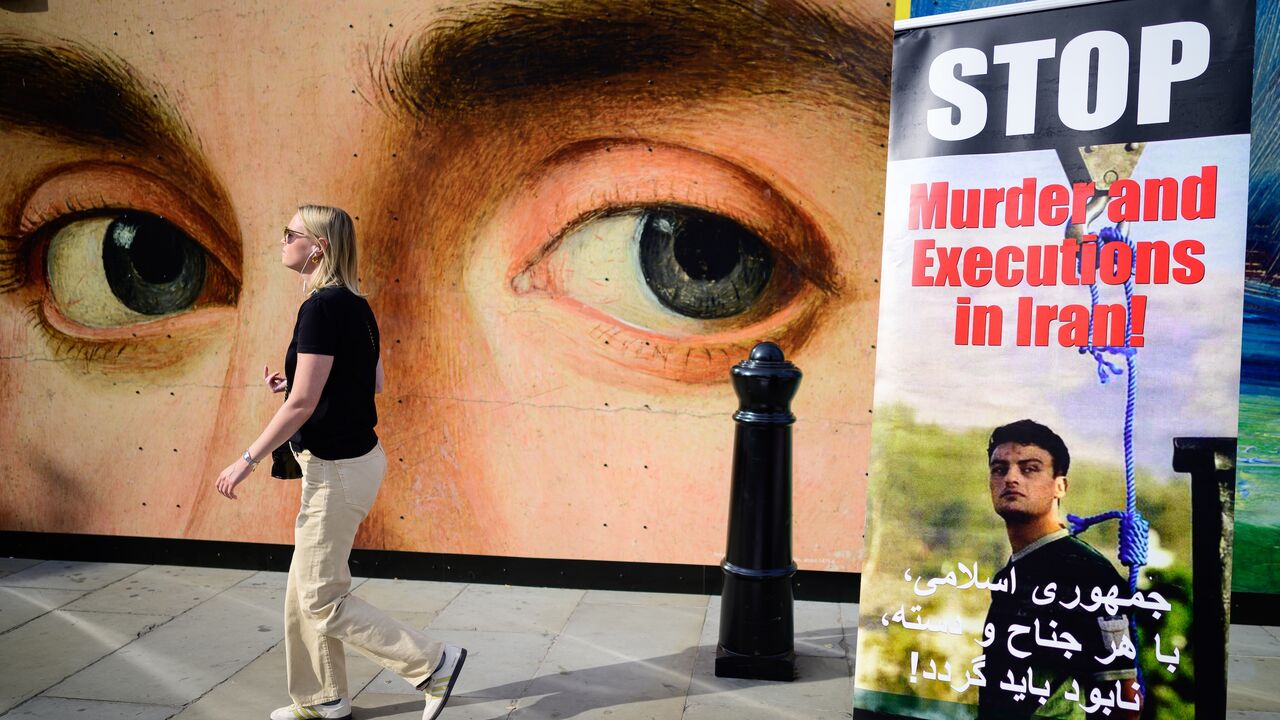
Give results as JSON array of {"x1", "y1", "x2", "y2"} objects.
[
  {"x1": 1172, "y1": 436, "x2": 1237, "y2": 720},
  {"x1": 715, "y1": 342, "x2": 801, "y2": 681}
]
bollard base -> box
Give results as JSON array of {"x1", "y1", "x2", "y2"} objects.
[{"x1": 714, "y1": 644, "x2": 796, "y2": 681}]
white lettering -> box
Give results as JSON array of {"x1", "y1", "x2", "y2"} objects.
[
  {"x1": 927, "y1": 47, "x2": 989, "y2": 141},
  {"x1": 1137, "y1": 22, "x2": 1211, "y2": 124},
  {"x1": 1058, "y1": 31, "x2": 1129, "y2": 131},
  {"x1": 993, "y1": 39, "x2": 1057, "y2": 136}
]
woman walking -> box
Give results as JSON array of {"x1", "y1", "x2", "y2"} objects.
[{"x1": 216, "y1": 205, "x2": 466, "y2": 720}]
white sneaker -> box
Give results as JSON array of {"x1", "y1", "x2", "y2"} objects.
[
  {"x1": 269, "y1": 697, "x2": 351, "y2": 720},
  {"x1": 422, "y1": 644, "x2": 468, "y2": 720}
]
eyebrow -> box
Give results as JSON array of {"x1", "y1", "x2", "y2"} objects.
[
  {"x1": 380, "y1": 0, "x2": 889, "y2": 125},
  {"x1": 0, "y1": 37, "x2": 198, "y2": 159},
  {"x1": 0, "y1": 37, "x2": 238, "y2": 287}
]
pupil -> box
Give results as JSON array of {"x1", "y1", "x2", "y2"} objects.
[
  {"x1": 671, "y1": 214, "x2": 741, "y2": 281},
  {"x1": 102, "y1": 213, "x2": 205, "y2": 316},
  {"x1": 131, "y1": 232, "x2": 186, "y2": 284}
]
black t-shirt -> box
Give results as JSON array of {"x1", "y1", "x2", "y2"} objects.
[
  {"x1": 284, "y1": 286, "x2": 379, "y2": 460},
  {"x1": 977, "y1": 530, "x2": 1136, "y2": 719}
]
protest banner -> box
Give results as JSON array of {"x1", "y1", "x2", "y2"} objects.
[{"x1": 853, "y1": 0, "x2": 1255, "y2": 717}]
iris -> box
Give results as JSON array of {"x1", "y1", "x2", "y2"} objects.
[
  {"x1": 102, "y1": 212, "x2": 205, "y2": 315},
  {"x1": 636, "y1": 205, "x2": 771, "y2": 319}
]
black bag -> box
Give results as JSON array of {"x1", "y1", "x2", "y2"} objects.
[
  {"x1": 270, "y1": 442, "x2": 302, "y2": 479},
  {"x1": 270, "y1": 388, "x2": 303, "y2": 479}
]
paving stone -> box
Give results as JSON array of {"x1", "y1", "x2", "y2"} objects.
[
  {"x1": 234, "y1": 571, "x2": 287, "y2": 590},
  {"x1": 691, "y1": 604, "x2": 853, "y2": 715},
  {"x1": 686, "y1": 652, "x2": 854, "y2": 715},
  {"x1": 65, "y1": 566, "x2": 252, "y2": 618},
  {"x1": 0, "y1": 696, "x2": 179, "y2": 719},
  {"x1": 702, "y1": 599, "x2": 849, "y2": 659},
  {"x1": 682, "y1": 701, "x2": 854, "y2": 720},
  {"x1": 512, "y1": 693, "x2": 688, "y2": 719},
  {"x1": 794, "y1": 601, "x2": 846, "y2": 658},
  {"x1": 0, "y1": 562, "x2": 145, "y2": 591},
  {"x1": 518, "y1": 602, "x2": 704, "y2": 715},
  {"x1": 352, "y1": 578, "x2": 466, "y2": 614},
  {"x1": 363, "y1": 629, "x2": 555, "y2": 700},
  {"x1": 1226, "y1": 713, "x2": 1280, "y2": 720},
  {"x1": 431, "y1": 585, "x2": 583, "y2": 635},
  {"x1": 1228, "y1": 656, "x2": 1280, "y2": 712},
  {"x1": 544, "y1": 602, "x2": 705, "y2": 671},
  {"x1": 0, "y1": 587, "x2": 88, "y2": 634},
  {"x1": 352, "y1": 692, "x2": 516, "y2": 720},
  {"x1": 581, "y1": 590, "x2": 709, "y2": 608},
  {"x1": 45, "y1": 587, "x2": 283, "y2": 707},
  {"x1": 0, "y1": 560, "x2": 42, "y2": 580},
  {"x1": 839, "y1": 603, "x2": 861, "y2": 632},
  {"x1": 0, "y1": 609, "x2": 169, "y2": 713},
  {"x1": 1232, "y1": 625, "x2": 1280, "y2": 659},
  {"x1": 173, "y1": 641, "x2": 383, "y2": 720}
]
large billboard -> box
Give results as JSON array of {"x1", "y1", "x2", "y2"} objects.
[{"x1": 0, "y1": 1, "x2": 890, "y2": 570}]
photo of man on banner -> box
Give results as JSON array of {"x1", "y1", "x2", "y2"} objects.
[{"x1": 979, "y1": 420, "x2": 1139, "y2": 719}]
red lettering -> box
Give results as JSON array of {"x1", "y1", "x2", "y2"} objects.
[
  {"x1": 1144, "y1": 177, "x2": 1180, "y2": 221},
  {"x1": 1108, "y1": 179, "x2": 1141, "y2": 223},
  {"x1": 981, "y1": 187, "x2": 1005, "y2": 228},
  {"x1": 1093, "y1": 304, "x2": 1128, "y2": 347},
  {"x1": 1070, "y1": 182, "x2": 1095, "y2": 225},
  {"x1": 995, "y1": 245, "x2": 1024, "y2": 287},
  {"x1": 1039, "y1": 185, "x2": 1069, "y2": 226},
  {"x1": 1098, "y1": 241, "x2": 1133, "y2": 285},
  {"x1": 1182, "y1": 166, "x2": 1217, "y2": 220},
  {"x1": 1005, "y1": 178, "x2": 1037, "y2": 228},
  {"x1": 955, "y1": 297, "x2": 971, "y2": 345},
  {"x1": 951, "y1": 188, "x2": 982, "y2": 229},
  {"x1": 1059, "y1": 304, "x2": 1090, "y2": 347},
  {"x1": 1135, "y1": 241, "x2": 1170, "y2": 284},
  {"x1": 935, "y1": 246, "x2": 963, "y2": 286},
  {"x1": 1017, "y1": 297, "x2": 1034, "y2": 346},
  {"x1": 908, "y1": 183, "x2": 948, "y2": 230},
  {"x1": 912, "y1": 239, "x2": 936, "y2": 286},
  {"x1": 1173, "y1": 239, "x2": 1206, "y2": 284},
  {"x1": 963, "y1": 246, "x2": 994, "y2": 287}
]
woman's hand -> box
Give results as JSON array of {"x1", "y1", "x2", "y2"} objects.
[
  {"x1": 216, "y1": 458, "x2": 254, "y2": 500},
  {"x1": 264, "y1": 365, "x2": 288, "y2": 393}
]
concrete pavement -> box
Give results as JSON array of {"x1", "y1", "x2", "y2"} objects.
[{"x1": 0, "y1": 558, "x2": 1276, "y2": 720}]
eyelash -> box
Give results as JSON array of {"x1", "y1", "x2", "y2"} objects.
[{"x1": 20, "y1": 194, "x2": 113, "y2": 233}]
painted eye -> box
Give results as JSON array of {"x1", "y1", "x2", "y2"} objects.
[
  {"x1": 46, "y1": 212, "x2": 229, "y2": 327},
  {"x1": 497, "y1": 140, "x2": 839, "y2": 383},
  {"x1": 518, "y1": 203, "x2": 803, "y2": 337}
]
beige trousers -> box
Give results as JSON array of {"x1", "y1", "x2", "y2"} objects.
[{"x1": 286, "y1": 443, "x2": 444, "y2": 705}]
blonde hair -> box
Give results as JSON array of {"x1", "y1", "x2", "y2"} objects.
[{"x1": 299, "y1": 204, "x2": 363, "y2": 296}]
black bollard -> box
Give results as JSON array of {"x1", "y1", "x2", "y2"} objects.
[{"x1": 715, "y1": 341, "x2": 801, "y2": 681}]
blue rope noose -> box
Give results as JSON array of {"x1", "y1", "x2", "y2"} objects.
[{"x1": 1064, "y1": 225, "x2": 1149, "y2": 693}]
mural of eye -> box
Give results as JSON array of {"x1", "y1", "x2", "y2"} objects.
[
  {"x1": 515, "y1": 203, "x2": 806, "y2": 339},
  {"x1": 46, "y1": 212, "x2": 226, "y2": 328},
  {"x1": 498, "y1": 140, "x2": 839, "y2": 382}
]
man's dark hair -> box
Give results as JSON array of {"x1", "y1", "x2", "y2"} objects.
[{"x1": 987, "y1": 419, "x2": 1071, "y2": 476}]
